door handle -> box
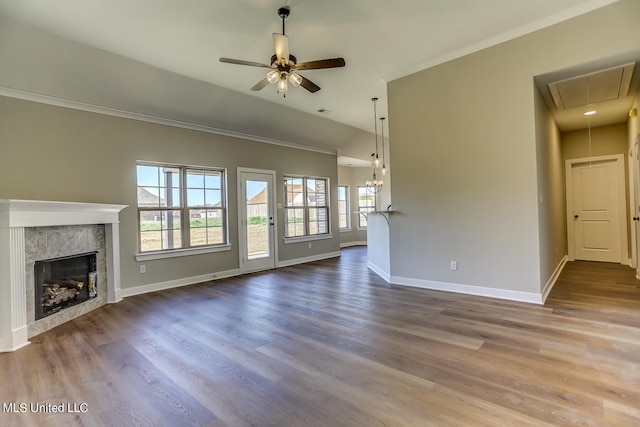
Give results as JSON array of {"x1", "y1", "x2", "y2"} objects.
[
  {"x1": 634, "y1": 217, "x2": 640, "y2": 222},
  {"x1": 574, "y1": 214, "x2": 579, "y2": 219},
  {"x1": 269, "y1": 216, "x2": 274, "y2": 226}
]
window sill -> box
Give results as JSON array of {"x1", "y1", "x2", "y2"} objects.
[
  {"x1": 339, "y1": 228, "x2": 352, "y2": 233},
  {"x1": 135, "y1": 244, "x2": 232, "y2": 261},
  {"x1": 283, "y1": 234, "x2": 333, "y2": 244}
]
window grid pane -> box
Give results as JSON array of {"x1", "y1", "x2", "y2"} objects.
[
  {"x1": 189, "y1": 208, "x2": 224, "y2": 247},
  {"x1": 284, "y1": 208, "x2": 305, "y2": 237},
  {"x1": 285, "y1": 178, "x2": 304, "y2": 207},
  {"x1": 139, "y1": 210, "x2": 182, "y2": 251},
  {"x1": 137, "y1": 165, "x2": 182, "y2": 209},
  {"x1": 308, "y1": 207, "x2": 329, "y2": 235}
]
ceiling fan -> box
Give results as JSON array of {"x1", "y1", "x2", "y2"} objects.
[{"x1": 219, "y1": 7, "x2": 346, "y2": 96}]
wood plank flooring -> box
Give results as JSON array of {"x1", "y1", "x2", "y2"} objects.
[{"x1": 1, "y1": 247, "x2": 639, "y2": 426}]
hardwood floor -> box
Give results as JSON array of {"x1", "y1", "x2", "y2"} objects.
[{"x1": 1, "y1": 247, "x2": 639, "y2": 426}]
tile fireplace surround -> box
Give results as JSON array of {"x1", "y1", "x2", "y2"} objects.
[{"x1": 0, "y1": 200, "x2": 127, "y2": 352}]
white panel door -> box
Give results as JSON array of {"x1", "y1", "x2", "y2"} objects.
[{"x1": 570, "y1": 159, "x2": 621, "y2": 262}]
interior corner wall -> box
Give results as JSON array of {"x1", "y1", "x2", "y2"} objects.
[
  {"x1": 0, "y1": 96, "x2": 339, "y2": 291},
  {"x1": 387, "y1": 0, "x2": 640, "y2": 299},
  {"x1": 535, "y1": 84, "x2": 565, "y2": 295}
]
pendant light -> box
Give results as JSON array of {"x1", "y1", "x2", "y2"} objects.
[
  {"x1": 366, "y1": 97, "x2": 383, "y2": 193},
  {"x1": 380, "y1": 117, "x2": 387, "y2": 176}
]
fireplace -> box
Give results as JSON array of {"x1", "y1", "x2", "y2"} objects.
[
  {"x1": 0, "y1": 199, "x2": 127, "y2": 352},
  {"x1": 35, "y1": 252, "x2": 98, "y2": 320}
]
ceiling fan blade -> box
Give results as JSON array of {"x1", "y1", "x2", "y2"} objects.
[
  {"x1": 219, "y1": 57, "x2": 273, "y2": 69},
  {"x1": 299, "y1": 75, "x2": 321, "y2": 93},
  {"x1": 272, "y1": 33, "x2": 290, "y2": 66},
  {"x1": 251, "y1": 77, "x2": 271, "y2": 91},
  {"x1": 295, "y1": 58, "x2": 346, "y2": 71}
]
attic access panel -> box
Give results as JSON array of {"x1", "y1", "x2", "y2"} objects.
[{"x1": 548, "y1": 63, "x2": 635, "y2": 110}]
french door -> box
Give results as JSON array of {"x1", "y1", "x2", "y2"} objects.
[{"x1": 238, "y1": 168, "x2": 276, "y2": 273}]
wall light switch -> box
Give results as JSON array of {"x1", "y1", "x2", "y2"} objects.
[
  {"x1": 140, "y1": 265, "x2": 146, "y2": 274},
  {"x1": 450, "y1": 260, "x2": 458, "y2": 271}
]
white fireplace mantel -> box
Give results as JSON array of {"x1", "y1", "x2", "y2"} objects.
[{"x1": 0, "y1": 199, "x2": 127, "y2": 352}]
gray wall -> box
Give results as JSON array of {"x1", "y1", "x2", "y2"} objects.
[
  {"x1": 387, "y1": 0, "x2": 640, "y2": 296},
  {"x1": 0, "y1": 96, "x2": 340, "y2": 290}
]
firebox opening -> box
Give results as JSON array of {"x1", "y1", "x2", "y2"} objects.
[{"x1": 34, "y1": 252, "x2": 98, "y2": 320}]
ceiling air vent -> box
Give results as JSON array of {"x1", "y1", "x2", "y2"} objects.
[{"x1": 547, "y1": 63, "x2": 635, "y2": 110}]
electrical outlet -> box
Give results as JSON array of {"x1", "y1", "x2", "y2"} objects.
[
  {"x1": 308, "y1": 242, "x2": 312, "y2": 249},
  {"x1": 139, "y1": 265, "x2": 146, "y2": 274},
  {"x1": 450, "y1": 260, "x2": 458, "y2": 271}
]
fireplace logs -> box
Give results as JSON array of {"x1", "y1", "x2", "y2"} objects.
[
  {"x1": 42, "y1": 279, "x2": 84, "y2": 308},
  {"x1": 34, "y1": 251, "x2": 97, "y2": 319}
]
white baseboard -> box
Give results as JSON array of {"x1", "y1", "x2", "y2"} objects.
[
  {"x1": 367, "y1": 261, "x2": 391, "y2": 283},
  {"x1": 340, "y1": 241, "x2": 367, "y2": 248},
  {"x1": 390, "y1": 275, "x2": 544, "y2": 305},
  {"x1": 541, "y1": 255, "x2": 568, "y2": 303},
  {"x1": 119, "y1": 268, "x2": 241, "y2": 298},
  {"x1": 119, "y1": 251, "x2": 342, "y2": 299},
  {"x1": 0, "y1": 326, "x2": 30, "y2": 353},
  {"x1": 277, "y1": 251, "x2": 341, "y2": 268}
]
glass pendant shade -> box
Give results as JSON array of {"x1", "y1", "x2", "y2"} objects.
[
  {"x1": 277, "y1": 76, "x2": 288, "y2": 92},
  {"x1": 289, "y1": 72, "x2": 303, "y2": 87},
  {"x1": 266, "y1": 70, "x2": 280, "y2": 84}
]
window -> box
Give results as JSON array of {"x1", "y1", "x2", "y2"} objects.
[
  {"x1": 357, "y1": 186, "x2": 376, "y2": 228},
  {"x1": 337, "y1": 185, "x2": 350, "y2": 230},
  {"x1": 284, "y1": 176, "x2": 329, "y2": 238},
  {"x1": 136, "y1": 162, "x2": 227, "y2": 253}
]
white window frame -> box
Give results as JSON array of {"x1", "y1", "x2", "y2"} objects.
[
  {"x1": 135, "y1": 161, "x2": 230, "y2": 261},
  {"x1": 338, "y1": 185, "x2": 351, "y2": 231},
  {"x1": 357, "y1": 186, "x2": 376, "y2": 229},
  {"x1": 283, "y1": 175, "x2": 332, "y2": 243}
]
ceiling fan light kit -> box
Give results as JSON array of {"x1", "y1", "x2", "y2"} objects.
[{"x1": 219, "y1": 6, "x2": 346, "y2": 97}]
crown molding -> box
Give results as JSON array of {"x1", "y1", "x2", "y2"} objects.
[{"x1": 0, "y1": 87, "x2": 338, "y2": 156}]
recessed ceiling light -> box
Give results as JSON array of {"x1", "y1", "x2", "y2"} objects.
[{"x1": 583, "y1": 110, "x2": 597, "y2": 116}]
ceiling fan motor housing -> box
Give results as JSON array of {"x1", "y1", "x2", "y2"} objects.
[{"x1": 278, "y1": 7, "x2": 290, "y2": 19}]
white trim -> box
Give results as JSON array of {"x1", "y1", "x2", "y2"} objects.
[
  {"x1": 0, "y1": 87, "x2": 337, "y2": 156},
  {"x1": 119, "y1": 269, "x2": 241, "y2": 298},
  {"x1": 277, "y1": 251, "x2": 341, "y2": 268},
  {"x1": 0, "y1": 199, "x2": 126, "y2": 228},
  {"x1": 390, "y1": 275, "x2": 544, "y2": 305},
  {"x1": 541, "y1": 255, "x2": 568, "y2": 303},
  {"x1": 135, "y1": 244, "x2": 232, "y2": 262},
  {"x1": 368, "y1": 261, "x2": 391, "y2": 283},
  {"x1": 340, "y1": 241, "x2": 367, "y2": 248}
]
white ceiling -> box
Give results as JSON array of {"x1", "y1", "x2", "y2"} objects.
[{"x1": 0, "y1": 0, "x2": 627, "y2": 163}]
